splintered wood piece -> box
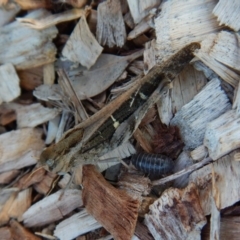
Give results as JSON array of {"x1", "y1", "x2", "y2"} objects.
[
  {"x1": 127, "y1": 15, "x2": 154, "y2": 41},
  {"x1": 10, "y1": 219, "x2": 41, "y2": 240},
  {"x1": 54, "y1": 209, "x2": 101, "y2": 240},
  {"x1": 204, "y1": 110, "x2": 240, "y2": 160},
  {"x1": 155, "y1": 0, "x2": 221, "y2": 63},
  {"x1": 118, "y1": 171, "x2": 152, "y2": 201},
  {"x1": 18, "y1": 66, "x2": 43, "y2": 90},
  {"x1": 22, "y1": 189, "x2": 82, "y2": 227},
  {"x1": 127, "y1": 0, "x2": 161, "y2": 24},
  {"x1": 97, "y1": 0, "x2": 126, "y2": 48},
  {"x1": 16, "y1": 8, "x2": 86, "y2": 30},
  {"x1": 171, "y1": 64, "x2": 207, "y2": 113},
  {"x1": 15, "y1": 167, "x2": 46, "y2": 190},
  {"x1": 133, "y1": 128, "x2": 153, "y2": 153},
  {"x1": 0, "y1": 170, "x2": 20, "y2": 184},
  {"x1": 143, "y1": 39, "x2": 156, "y2": 74},
  {"x1": 82, "y1": 165, "x2": 139, "y2": 240},
  {"x1": 171, "y1": 78, "x2": 231, "y2": 149},
  {"x1": 0, "y1": 9, "x2": 57, "y2": 70},
  {"x1": 15, "y1": 0, "x2": 51, "y2": 10},
  {"x1": 17, "y1": 103, "x2": 60, "y2": 128},
  {"x1": 157, "y1": 87, "x2": 173, "y2": 125},
  {"x1": 190, "y1": 150, "x2": 240, "y2": 215},
  {"x1": 0, "y1": 63, "x2": 20, "y2": 104},
  {"x1": 203, "y1": 216, "x2": 240, "y2": 240},
  {"x1": 0, "y1": 227, "x2": 12, "y2": 240},
  {"x1": 194, "y1": 31, "x2": 240, "y2": 87},
  {"x1": 62, "y1": 15, "x2": 103, "y2": 69},
  {"x1": 8, "y1": 188, "x2": 32, "y2": 221},
  {"x1": 34, "y1": 171, "x2": 57, "y2": 195},
  {"x1": 145, "y1": 183, "x2": 206, "y2": 240},
  {"x1": 0, "y1": 128, "x2": 45, "y2": 173},
  {"x1": 213, "y1": 0, "x2": 240, "y2": 31},
  {"x1": 135, "y1": 222, "x2": 154, "y2": 240}
]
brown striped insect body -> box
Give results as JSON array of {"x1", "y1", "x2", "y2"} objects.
[{"x1": 131, "y1": 153, "x2": 174, "y2": 176}]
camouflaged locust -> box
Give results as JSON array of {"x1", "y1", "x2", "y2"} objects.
[{"x1": 39, "y1": 42, "x2": 201, "y2": 175}]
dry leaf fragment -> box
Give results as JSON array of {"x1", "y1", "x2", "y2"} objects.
[
  {"x1": 0, "y1": 63, "x2": 20, "y2": 104},
  {"x1": 97, "y1": 0, "x2": 126, "y2": 48},
  {"x1": 82, "y1": 165, "x2": 139, "y2": 240},
  {"x1": 62, "y1": 50, "x2": 143, "y2": 100},
  {"x1": 62, "y1": 15, "x2": 103, "y2": 69}
]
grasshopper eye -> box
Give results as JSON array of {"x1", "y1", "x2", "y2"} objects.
[{"x1": 46, "y1": 159, "x2": 54, "y2": 168}]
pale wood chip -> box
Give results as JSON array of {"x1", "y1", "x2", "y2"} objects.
[
  {"x1": 62, "y1": 15, "x2": 103, "y2": 69},
  {"x1": 155, "y1": 0, "x2": 221, "y2": 63},
  {"x1": 45, "y1": 115, "x2": 61, "y2": 145},
  {"x1": 213, "y1": 0, "x2": 240, "y2": 31},
  {"x1": 204, "y1": 109, "x2": 240, "y2": 160},
  {"x1": 0, "y1": 6, "x2": 20, "y2": 27},
  {"x1": 54, "y1": 209, "x2": 101, "y2": 240},
  {"x1": 0, "y1": 128, "x2": 45, "y2": 173},
  {"x1": 16, "y1": 8, "x2": 86, "y2": 30},
  {"x1": 23, "y1": 189, "x2": 82, "y2": 227},
  {"x1": 171, "y1": 64, "x2": 207, "y2": 113},
  {"x1": 194, "y1": 31, "x2": 240, "y2": 87},
  {"x1": 0, "y1": 63, "x2": 20, "y2": 104},
  {"x1": 190, "y1": 145, "x2": 208, "y2": 161},
  {"x1": 171, "y1": 78, "x2": 231, "y2": 149},
  {"x1": 97, "y1": 0, "x2": 126, "y2": 48},
  {"x1": 0, "y1": 9, "x2": 57, "y2": 70},
  {"x1": 190, "y1": 150, "x2": 240, "y2": 215},
  {"x1": 16, "y1": 103, "x2": 60, "y2": 128},
  {"x1": 8, "y1": 188, "x2": 32, "y2": 221},
  {"x1": 127, "y1": 0, "x2": 160, "y2": 24},
  {"x1": 43, "y1": 63, "x2": 55, "y2": 85},
  {"x1": 144, "y1": 183, "x2": 206, "y2": 240}
]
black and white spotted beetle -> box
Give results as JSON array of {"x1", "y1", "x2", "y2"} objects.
[{"x1": 131, "y1": 153, "x2": 174, "y2": 176}]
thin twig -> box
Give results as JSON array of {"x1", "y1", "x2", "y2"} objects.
[{"x1": 152, "y1": 157, "x2": 213, "y2": 186}]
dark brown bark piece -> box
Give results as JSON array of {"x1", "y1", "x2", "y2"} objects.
[{"x1": 82, "y1": 165, "x2": 139, "y2": 240}]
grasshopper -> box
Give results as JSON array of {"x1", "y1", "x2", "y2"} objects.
[{"x1": 38, "y1": 42, "x2": 201, "y2": 175}]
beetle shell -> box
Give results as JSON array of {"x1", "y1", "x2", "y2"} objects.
[{"x1": 131, "y1": 153, "x2": 174, "y2": 176}]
